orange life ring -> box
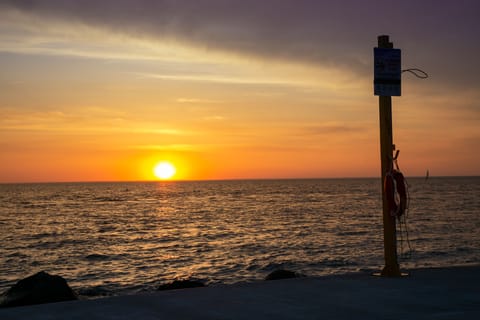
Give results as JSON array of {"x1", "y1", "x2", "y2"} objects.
[{"x1": 384, "y1": 170, "x2": 407, "y2": 217}]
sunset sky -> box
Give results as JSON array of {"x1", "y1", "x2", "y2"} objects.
[{"x1": 1, "y1": 0, "x2": 479, "y2": 182}]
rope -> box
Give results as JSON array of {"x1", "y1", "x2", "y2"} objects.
[
  {"x1": 402, "y1": 68, "x2": 429, "y2": 79},
  {"x1": 393, "y1": 151, "x2": 413, "y2": 258},
  {"x1": 397, "y1": 174, "x2": 413, "y2": 259}
]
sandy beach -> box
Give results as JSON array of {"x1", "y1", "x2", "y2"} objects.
[{"x1": 1, "y1": 265, "x2": 478, "y2": 319}]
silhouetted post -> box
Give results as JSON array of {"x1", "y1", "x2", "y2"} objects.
[{"x1": 376, "y1": 35, "x2": 401, "y2": 277}]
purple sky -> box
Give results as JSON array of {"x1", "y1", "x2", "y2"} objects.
[{"x1": 2, "y1": 0, "x2": 479, "y2": 88}]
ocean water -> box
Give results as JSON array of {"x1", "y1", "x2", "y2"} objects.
[{"x1": 0, "y1": 177, "x2": 479, "y2": 298}]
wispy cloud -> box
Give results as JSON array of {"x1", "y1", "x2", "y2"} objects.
[
  {"x1": 0, "y1": 8, "x2": 208, "y2": 63},
  {"x1": 0, "y1": 107, "x2": 186, "y2": 136},
  {"x1": 302, "y1": 123, "x2": 369, "y2": 136},
  {"x1": 136, "y1": 72, "x2": 306, "y2": 86},
  {"x1": 176, "y1": 98, "x2": 222, "y2": 104},
  {"x1": 2, "y1": 0, "x2": 479, "y2": 90},
  {"x1": 130, "y1": 128, "x2": 185, "y2": 135},
  {"x1": 0, "y1": 0, "x2": 480, "y2": 79},
  {"x1": 129, "y1": 144, "x2": 198, "y2": 151},
  {"x1": 202, "y1": 115, "x2": 225, "y2": 121}
]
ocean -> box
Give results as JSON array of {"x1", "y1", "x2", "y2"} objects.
[{"x1": 0, "y1": 177, "x2": 479, "y2": 298}]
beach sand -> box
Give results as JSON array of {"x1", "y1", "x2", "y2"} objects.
[{"x1": 1, "y1": 266, "x2": 478, "y2": 319}]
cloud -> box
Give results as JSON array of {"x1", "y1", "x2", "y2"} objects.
[
  {"x1": 129, "y1": 144, "x2": 198, "y2": 151},
  {"x1": 1, "y1": 0, "x2": 479, "y2": 89},
  {"x1": 202, "y1": 115, "x2": 225, "y2": 121},
  {"x1": 136, "y1": 72, "x2": 307, "y2": 86},
  {"x1": 1, "y1": 1, "x2": 370, "y2": 71},
  {"x1": 0, "y1": 106, "x2": 186, "y2": 136},
  {"x1": 176, "y1": 98, "x2": 221, "y2": 104},
  {"x1": 302, "y1": 123, "x2": 369, "y2": 136}
]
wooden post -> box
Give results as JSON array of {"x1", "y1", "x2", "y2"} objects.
[{"x1": 378, "y1": 35, "x2": 401, "y2": 277}]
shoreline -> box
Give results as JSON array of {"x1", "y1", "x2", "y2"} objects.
[{"x1": 1, "y1": 265, "x2": 479, "y2": 319}]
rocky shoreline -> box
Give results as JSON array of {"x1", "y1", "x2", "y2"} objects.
[{"x1": 1, "y1": 269, "x2": 302, "y2": 308}]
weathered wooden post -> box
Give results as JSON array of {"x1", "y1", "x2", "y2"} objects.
[{"x1": 374, "y1": 35, "x2": 402, "y2": 277}]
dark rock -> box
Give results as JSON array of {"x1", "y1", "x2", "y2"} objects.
[
  {"x1": 265, "y1": 269, "x2": 298, "y2": 281},
  {"x1": 157, "y1": 279, "x2": 205, "y2": 291},
  {"x1": 0, "y1": 271, "x2": 77, "y2": 308}
]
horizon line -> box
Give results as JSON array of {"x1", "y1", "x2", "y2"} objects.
[{"x1": 1, "y1": 175, "x2": 479, "y2": 185}]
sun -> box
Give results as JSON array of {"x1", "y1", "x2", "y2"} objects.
[{"x1": 153, "y1": 162, "x2": 176, "y2": 180}]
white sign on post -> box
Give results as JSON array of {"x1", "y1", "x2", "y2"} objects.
[{"x1": 374, "y1": 48, "x2": 401, "y2": 96}]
